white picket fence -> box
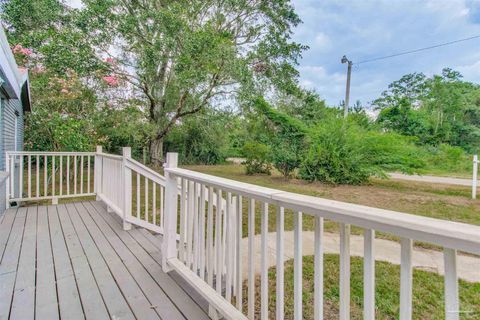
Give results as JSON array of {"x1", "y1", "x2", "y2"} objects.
[{"x1": 5, "y1": 148, "x2": 480, "y2": 320}]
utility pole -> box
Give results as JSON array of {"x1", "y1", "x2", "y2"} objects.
[{"x1": 341, "y1": 55, "x2": 352, "y2": 118}]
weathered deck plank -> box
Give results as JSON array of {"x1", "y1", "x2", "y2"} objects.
[
  {"x1": 64, "y1": 203, "x2": 136, "y2": 320},
  {"x1": 72, "y1": 202, "x2": 161, "y2": 320},
  {"x1": 35, "y1": 205, "x2": 59, "y2": 320},
  {"x1": 10, "y1": 206, "x2": 37, "y2": 319},
  {"x1": 0, "y1": 207, "x2": 26, "y2": 320},
  {"x1": 0, "y1": 208, "x2": 17, "y2": 265},
  {"x1": 57, "y1": 204, "x2": 110, "y2": 319},
  {"x1": 82, "y1": 201, "x2": 185, "y2": 320},
  {"x1": 89, "y1": 201, "x2": 210, "y2": 320},
  {"x1": 48, "y1": 205, "x2": 85, "y2": 320},
  {"x1": 0, "y1": 201, "x2": 208, "y2": 320}
]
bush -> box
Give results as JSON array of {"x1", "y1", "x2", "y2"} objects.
[
  {"x1": 242, "y1": 142, "x2": 272, "y2": 175},
  {"x1": 299, "y1": 119, "x2": 425, "y2": 184},
  {"x1": 423, "y1": 144, "x2": 471, "y2": 174},
  {"x1": 270, "y1": 137, "x2": 304, "y2": 178}
]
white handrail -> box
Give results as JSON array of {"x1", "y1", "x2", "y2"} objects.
[
  {"x1": 163, "y1": 160, "x2": 480, "y2": 320},
  {"x1": 167, "y1": 167, "x2": 480, "y2": 255}
]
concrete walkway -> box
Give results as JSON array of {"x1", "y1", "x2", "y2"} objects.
[
  {"x1": 241, "y1": 231, "x2": 480, "y2": 282},
  {"x1": 388, "y1": 173, "x2": 473, "y2": 187}
]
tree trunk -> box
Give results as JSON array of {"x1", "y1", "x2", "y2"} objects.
[{"x1": 149, "y1": 137, "x2": 164, "y2": 167}]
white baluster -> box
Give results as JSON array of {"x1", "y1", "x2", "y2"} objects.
[
  {"x1": 261, "y1": 202, "x2": 268, "y2": 319},
  {"x1": 236, "y1": 195, "x2": 243, "y2": 311},
  {"x1": 400, "y1": 238, "x2": 413, "y2": 320},
  {"x1": 207, "y1": 185, "x2": 214, "y2": 287},
  {"x1": 199, "y1": 185, "x2": 206, "y2": 280},
  {"x1": 179, "y1": 178, "x2": 187, "y2": 262},
  {"x1": 314, "y1": 216, "x2": 324, "y2": 320},
  {"x1": 444, "y1": 248, "x2": 459, "y2": 320},
  {"x1": 294, "y1": 211, "x2": 303, "y2": 320},
  {"x1": 364, "y1": 229, "x2": 375, "y2": 320},
  {"x1": 339, "y1": 223, "x2": 350, "y2": 320},
  {"x1": 248, "y1": 198, "x2": 255, "y2": 320},
  {"x1": 215, "y1": 188, "x2": 223, "y2": 294},
  {"x1": 27, "y1": 155, "x2": 31, "y2": 198}
]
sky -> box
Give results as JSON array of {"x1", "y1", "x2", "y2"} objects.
[
  {"x1": 291, "y1": 0, "x2": 480, "y2": 106},
  {"x1": 66, "y1": 0, "x2": 480, "y2": 107}
]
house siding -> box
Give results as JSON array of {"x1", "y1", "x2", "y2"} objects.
[{"x1": 0, "y1": 97, "x2": 24, "y2": 170}]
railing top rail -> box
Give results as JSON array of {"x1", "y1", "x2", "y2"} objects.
[
  {"x1": 167, "y1": 167, "x2": 480, "y2": 255},
  {"x1": 125, "y1": 158, "x2": 166, "y2": 182},
  {"x1": 97, "y1": 152, "x2": 123, "y2": 160},
  {"x1": 6, "y1": 151, "x2": 96, "y2": 156}
]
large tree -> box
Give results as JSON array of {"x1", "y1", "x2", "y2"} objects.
[{"x1": 72, "y1": 0, "x2": 305, "y2": 165}]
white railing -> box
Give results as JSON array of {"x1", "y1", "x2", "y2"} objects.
[
  {"x1": 161, "y1": 153, "x2": 480, "y2": 320},
  {"x1": 6, "y1": 149, "x2": 480, "y2": 320},
  {"x1": 5, "y1": 151, "x2": 96, "y2": 204},
  {"x1": 94, "y1": 146, "x2": 167, "y2": 234}
]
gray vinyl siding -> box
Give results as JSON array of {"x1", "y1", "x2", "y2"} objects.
[
  {"x1": 0, "y1": 172, "x2": 7, "y2": 211},
  {"x1": 0, "y1": 97, "x2": 24, "y2": 171},
  {"x1": 0, "y1": 96, "x2": 24, "y2": 209}
]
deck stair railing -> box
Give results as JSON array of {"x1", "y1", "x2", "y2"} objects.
[{"x1": 5, "y1": 148, "x2": 480, "y2": 320}]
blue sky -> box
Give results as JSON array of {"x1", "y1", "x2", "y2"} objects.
[
  {"x1": 292, "y1": 0, "x2": 480, "y2": 106},
  {"x1": 67, "y1": 0, "x2": 480, "y2": 107}
]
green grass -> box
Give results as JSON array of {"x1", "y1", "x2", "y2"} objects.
[{"x1": 246, "y1": 255, "x2": 480, "y2": 319}]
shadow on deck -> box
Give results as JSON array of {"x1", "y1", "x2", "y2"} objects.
[{"x1": 0, "y1": 201, "x2": 210, "y2": 320}]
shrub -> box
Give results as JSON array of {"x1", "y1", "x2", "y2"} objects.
[
  {"x1": 422, "y1": 144, "x2": 471, "y2": 174},
  {"x1": 299, "y1": 119, "x2": 425, "y2": 184},
  {"x1": 242, "y1": 142, "x2": 272, "y2": 175}
]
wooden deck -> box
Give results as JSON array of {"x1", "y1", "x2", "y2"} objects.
[{"x1": 0, "y1": 201, "x2": 209, "y2": 320}]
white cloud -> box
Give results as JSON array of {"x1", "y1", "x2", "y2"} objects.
[
  {"x1": 313, "y1": 32, "x2": 331, "y2": 50},
  {"x1": 291, "y1": 0, "x2": 480, "y2": 106}
]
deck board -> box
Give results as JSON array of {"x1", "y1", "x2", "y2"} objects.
[
  {"x1": 83, "y1": 201, "x2": 185, "y2": 320},
  {"x1": 0, "y1": 207, "x2": 26, "y2": 320},
  {"x1": 0, "y1": 201, "x2": 209, "y2": 320},
  {"x1": 89, "y1": 201, "x2": 210, "y2": 320},
  {"x1": 48, "y1": 205, "x2": 85, "y2": 320},
  {"x1": 35, "y1": 205, "x2": 59, "y2": 320},
  {"x1": 10, "y1": 206, "x2": 37, "y2": 319},
  {"x1": 64, "y1": 203, "x2": 135, "y2": 320},
  {"x1": 57, "y1": 204, "x2": 110, "y2": 320}
]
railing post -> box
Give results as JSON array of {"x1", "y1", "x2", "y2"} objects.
[
  {"x1": 162, "y1": 152, "x2": 179, "y2": 272},
  {"x1": 94, "y1": 146, "x2": 103, "y2": 200},
  {"x1": 122, "y1": 147, "x2": 132, "y2": 231},
  {"x1": 472, "y1": 154, "x2": 477, "y2": 199},
  {"x1": 5, "y1": 152, "x2": 10, "y2": 208}
]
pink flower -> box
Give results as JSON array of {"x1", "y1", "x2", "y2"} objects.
[
  {"x1": 105, "y1": 57, "x2": 116, "y2": 64},
  {"x1": 61, "y1": 88, "x2": 69, "y2": 94},
  {"x1": 13, "y1": 44, "x2": 23, "y2": 54},
  {"x1": 20, "y1": 48, "x2": 32, "y2": 56},
  {"x1": 12, "y1": 44, "x2": 33, "y2": 56},
  {"x1": 102, "y1": 75, "x2": 119, "y2": 87}
]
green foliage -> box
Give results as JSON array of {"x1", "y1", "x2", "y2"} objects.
[
  {"x1": 242, "y1": 142, "x2": 272, "y2": 175},
  {"x1": 374, "y1": 68, "x2": 480, "y2": 152},
  {"x1": 93, "y1": 105, "x2": 152, "y2": 159},
  {"x1": 422, "y1": 144, "x2": 471, "y2": 174},
  {"x1": 164, "y1": 109, "x2": 236, "y2": 165},
  {"x1": 253, "y1": 97, "x2": 307, "y2": 178},
  {"x1": 74, "y1": 0, "x2": 307, "y2": 162},
  {"x1": 299, "y1": 119, "x2": 424, "y2": 184}
]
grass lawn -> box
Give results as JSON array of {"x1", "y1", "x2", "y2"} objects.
[
  {"x1": 184, "y1": 163, "x2": 480, "y2": 250},
  {"x1": 245, "y1": 254, "x2": 480, "y2": 319}
]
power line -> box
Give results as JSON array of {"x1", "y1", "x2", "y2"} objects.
[{"x1": 355, "y1": 34, "x2": 480, "y2": 65}]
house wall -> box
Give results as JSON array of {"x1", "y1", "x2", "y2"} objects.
[
  {"x1": 0, "y1": 96, "x2": 24, "y2": 207},
  {"x1": 0, "y1": 172, "x2": 8, "y2": 212},
  {"x1": 0, "y1": 97, "x2": 24, "y2": 170}
]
